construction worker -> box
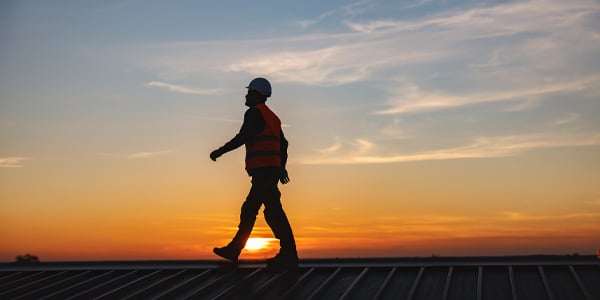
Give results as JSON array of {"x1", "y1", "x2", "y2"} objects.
[{"x1": 210, "y1": 77, "x2": 298, "y2": 270}]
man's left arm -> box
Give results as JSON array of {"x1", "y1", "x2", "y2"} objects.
[{"x1": 279, "y1": 130, "x2": 290, "y2": 184}]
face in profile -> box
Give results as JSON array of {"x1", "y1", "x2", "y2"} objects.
[{"x1": 245, "y1": 89, "x2": 264, "y2": 107}]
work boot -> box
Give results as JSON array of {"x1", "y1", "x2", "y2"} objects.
[
  {"x1": 213, "y1": 246, "x2": 240, "y2": 263},
  {"x1": 266, "y1": 252, "x2": 299, "y2": 271}
]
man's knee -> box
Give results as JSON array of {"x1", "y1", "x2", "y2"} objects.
[
  {"x1": 240, "y1": 200, "x2": 260, "y2": 223},
  {"x1": 264, "y1": 202, "x2": 285, "y2": 222}
]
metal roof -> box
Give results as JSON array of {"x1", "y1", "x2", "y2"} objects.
[{"x1": 1, "y1": 256, "x2": 598, "y2": 299}]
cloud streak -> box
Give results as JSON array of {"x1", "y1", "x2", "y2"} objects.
[
  {"x1": 586, "y1": 199, "x2": 600, "y2": 206},
  {"x1": 0, "y1": 157, "x2": 32, "y2": 168},
  {"x1": 317, "y1": 137, "x2": 342, "y2": 154},
  {"x1": 376, "y1": 76, "x2": 597, "y2": 115},
  {"x1": 499, "y1": 211, "x2": 600, "y2": 222},
  {"x1": 145, "y1": 81, "x2": 222, "y2": 95},
  {"x1": 134, "y1": 0, "x2": 599, "y2": 102},
  {"x1": 295, "y1": 0, "x2": 374, "y2": 28},
  {"x1": 299, "y1": 132, "x2": 600, "y2": 165},
  {"x1": 344, "y1": 0, "x2": 597, "y2": 36},
  {"x1": 97, "y1": 150, "x2": 176, "y2": 159},
  {"x1": 296, "y1": 210, "x2": 600, "y2": 246},
  {"x1": 552, "y1": 113, "x2": 581, "y2": 126},
  {"x1": 225, "y1": 44, "x2": 445, "y2": 86},
  {"x1": 127, "y1": 150, "x2": 176, "y2": 159}
]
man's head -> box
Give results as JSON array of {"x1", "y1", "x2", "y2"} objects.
[
  {"x1": 245, "y1": 77, "x2": 271, "y2": 106},
  {"x1": 245, "y1": 89, "x2": 267, "y2": 107}
]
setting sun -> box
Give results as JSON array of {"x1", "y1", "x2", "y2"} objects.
[{"x1": 244, "y1": 238, "x2": 276, "y2": 251}]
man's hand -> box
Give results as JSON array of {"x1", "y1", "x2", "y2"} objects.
[
  {"x1": 210, "y1": 149, "x2": 223, "y2": 161},
  {"x1": 279, "y1": 168, "x2": 290, "y2": 184}
]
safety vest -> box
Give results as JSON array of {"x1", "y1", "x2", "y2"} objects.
[{"x1": 245, "y1": 104, "x2": 282, "y2": 170}]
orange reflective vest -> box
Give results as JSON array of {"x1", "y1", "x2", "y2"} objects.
[{"x1": 245, "y1": 104, "x2": 282, "y2": 170}]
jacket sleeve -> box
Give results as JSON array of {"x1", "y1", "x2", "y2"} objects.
[
  {"x1": 280, "y1": 130, "x2": 288, "y2": 169},
  {"x1": 217, "y1": 107, "x2": 265, "y2": 154}
]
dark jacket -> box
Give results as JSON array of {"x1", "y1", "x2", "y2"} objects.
[{"x1": 216, "y1": 104, "x2": 288, "y2": 175}]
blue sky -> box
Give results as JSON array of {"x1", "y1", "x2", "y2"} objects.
[
  {"x1": 1, "y1": 0, "x2": 599, "y2": 259},
  {"x1": 2, "y1": 0, "x2": 599, "y2": 186}
]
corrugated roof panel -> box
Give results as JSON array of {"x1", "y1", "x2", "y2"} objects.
[
  {"x1": 44, "y1": 270, "x2": 119, "y2": 299},
  {"x1": 575, "y1": 265, "x2": 600, "y2": 298},
  {"x1": 544, "y1": 265, "x2": 582, "y2": 299},
  {"x1": 413, "y1": 266, "x2": 448, "y2": 299},
  {"x1": 376, "y1": 266, "x2": 418, "y2": 299},
  {"x1": 290, "y1": 267, "x2": 340, "y2": 299},
  {"x1": 1, "y1": 257, "x2": 598, "y2": 299},
  {"x1": 11, "y1": 270, "x2": 87, "y2": 299},
  {"x1": 482, "y1": 266, "x2": 513, "y2": 300},
  {"x1": 348, "y1": 267, "x2": 389, "y2": 299},
  {"x1": 151, "y1": 269, "x2": 212, "y2": 299},
  {"x1": 446, "y1": 266, "x2": 478, "y2": 300},
  {"x1": 513, "y1": 265, "x2": 548, "y2": 300},
  {"x1": 259, "y1": 269, "x2": 309, "y2": 299}
]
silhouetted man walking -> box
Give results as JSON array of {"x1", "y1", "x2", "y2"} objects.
[{"x1": 210, "y1": 77, "x2": 298, "y2": 269}]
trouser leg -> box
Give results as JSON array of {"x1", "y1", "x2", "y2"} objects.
[
  {"x1": 228, "y1": 182, "x2": 263, "y2": 251},
  {"x1": 261, "y1": 174, "x2": 297, "y2": 256},
  {"x1": 264, "y1": 200, "x2": 297, "y2": 256}
]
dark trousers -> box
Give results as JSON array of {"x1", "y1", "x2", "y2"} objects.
[{"x1": 229, "y1": 168, "x2": 297, "y2": 256}]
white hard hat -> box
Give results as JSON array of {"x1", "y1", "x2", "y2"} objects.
[{"x1": 246, "y1": 77, "x2": 272, "y2": 97}]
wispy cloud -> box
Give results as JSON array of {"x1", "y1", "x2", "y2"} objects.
[
  {"x1": 354, "y1": 138, "x2": 375, "y2": 154},
  {"x1": 317, "y1": 137, "x2": 342, "y2": 154},
  {"x1": 97, "y1": 150, "x2": 176, "y2": 159},
  {"x1": 393, "y1": 0, "x2": 434, "y2": 11},
  {"x1": 313, "y1": 137, "x2": 374, "y2": 157},
  {"x1": 145, "y1": 81, "x2": 222, "y2": 95},
  {"x1": 295, "y1": 0, "x2": 374, "y2": 28},
  {"x1": 0, "y1": 157, "x2": 32, "y2": 168},
  {"x1": 378, "y1": 118, "x2": 414, "y2": 140},
  {"x1": 295, "y1": 10, "x2": 337, "y2": 28},
  {"x1": 296, "y1": 209, "x2": 600, "y2": 249},
  {"x1": 469, "y1": 50, "x2": 507, "y2": 69},
  {"x1": 376, "y1": 77, "x2": 596, "y2": 114},
  {"x1": 499, "y1": 211, "x2": 600, "y2": 222},
  {"x1": 299, "y1": 132, "x2": 600, "y2": 165},
  {"x1": 585, "y1": 198, "x2": 600, "y2": 206},
  {"x1": 123, "y1": 0, "x2": 600, "y2": 170},
  {"x1": 552, "y1": 113, "x2": 581, "y2": 126},
  {"x1": 344, "y1": 0, "x2": 597, "y2": 36},
  {"x1": 127, "y1": 150, "x2": 176, "y2": 159},
  {"x1": 133, "y1": 0, "x2": 598, "y2": 97},
  {"x1": 229, "y1": 42, "x2": 446, "y2": 86},
  {"x1": 499, "y1": 97, "x2": 542, "y2": 112}
]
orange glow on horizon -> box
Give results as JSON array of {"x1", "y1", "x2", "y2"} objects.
[{"x1": 1, "y1": 152, "x2": 599, "y2": 262}]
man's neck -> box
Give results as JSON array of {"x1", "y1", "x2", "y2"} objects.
[{"x1": 247, "y1": 101, "x2": 266, "y2": 107}]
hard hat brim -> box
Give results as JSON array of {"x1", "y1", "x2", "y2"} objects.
[{"x1": 245, "y1": 87, "x2": 271, "y2": 97}]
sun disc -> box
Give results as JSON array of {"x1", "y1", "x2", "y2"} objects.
[{"x1": 244, "y1": 238, "x2": 273, "y2": 251}]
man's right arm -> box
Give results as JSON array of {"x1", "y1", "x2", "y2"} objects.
[{"x1": 210, "y1": 108, "x2": 264, "y2": 160}]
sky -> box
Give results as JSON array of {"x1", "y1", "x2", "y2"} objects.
[{"x1": 1, "y1": 0, "x2": 599, "y2": 261}]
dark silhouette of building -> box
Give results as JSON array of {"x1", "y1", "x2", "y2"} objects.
[{"x1": 15, "y1": 254, "x2": 39, "y2": 264}]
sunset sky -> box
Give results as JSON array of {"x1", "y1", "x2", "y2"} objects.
[{"x1": 1, "y1": 0, "x2": 599, "y2": 261}]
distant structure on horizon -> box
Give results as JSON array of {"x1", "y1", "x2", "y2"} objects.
[{"x1": 15, "y1": 254, "x2": 39, "y2": 264}]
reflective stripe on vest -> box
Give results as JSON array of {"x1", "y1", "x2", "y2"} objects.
[{"x1": 245, "y1": 104, "x2": 282, "y2": 170}]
